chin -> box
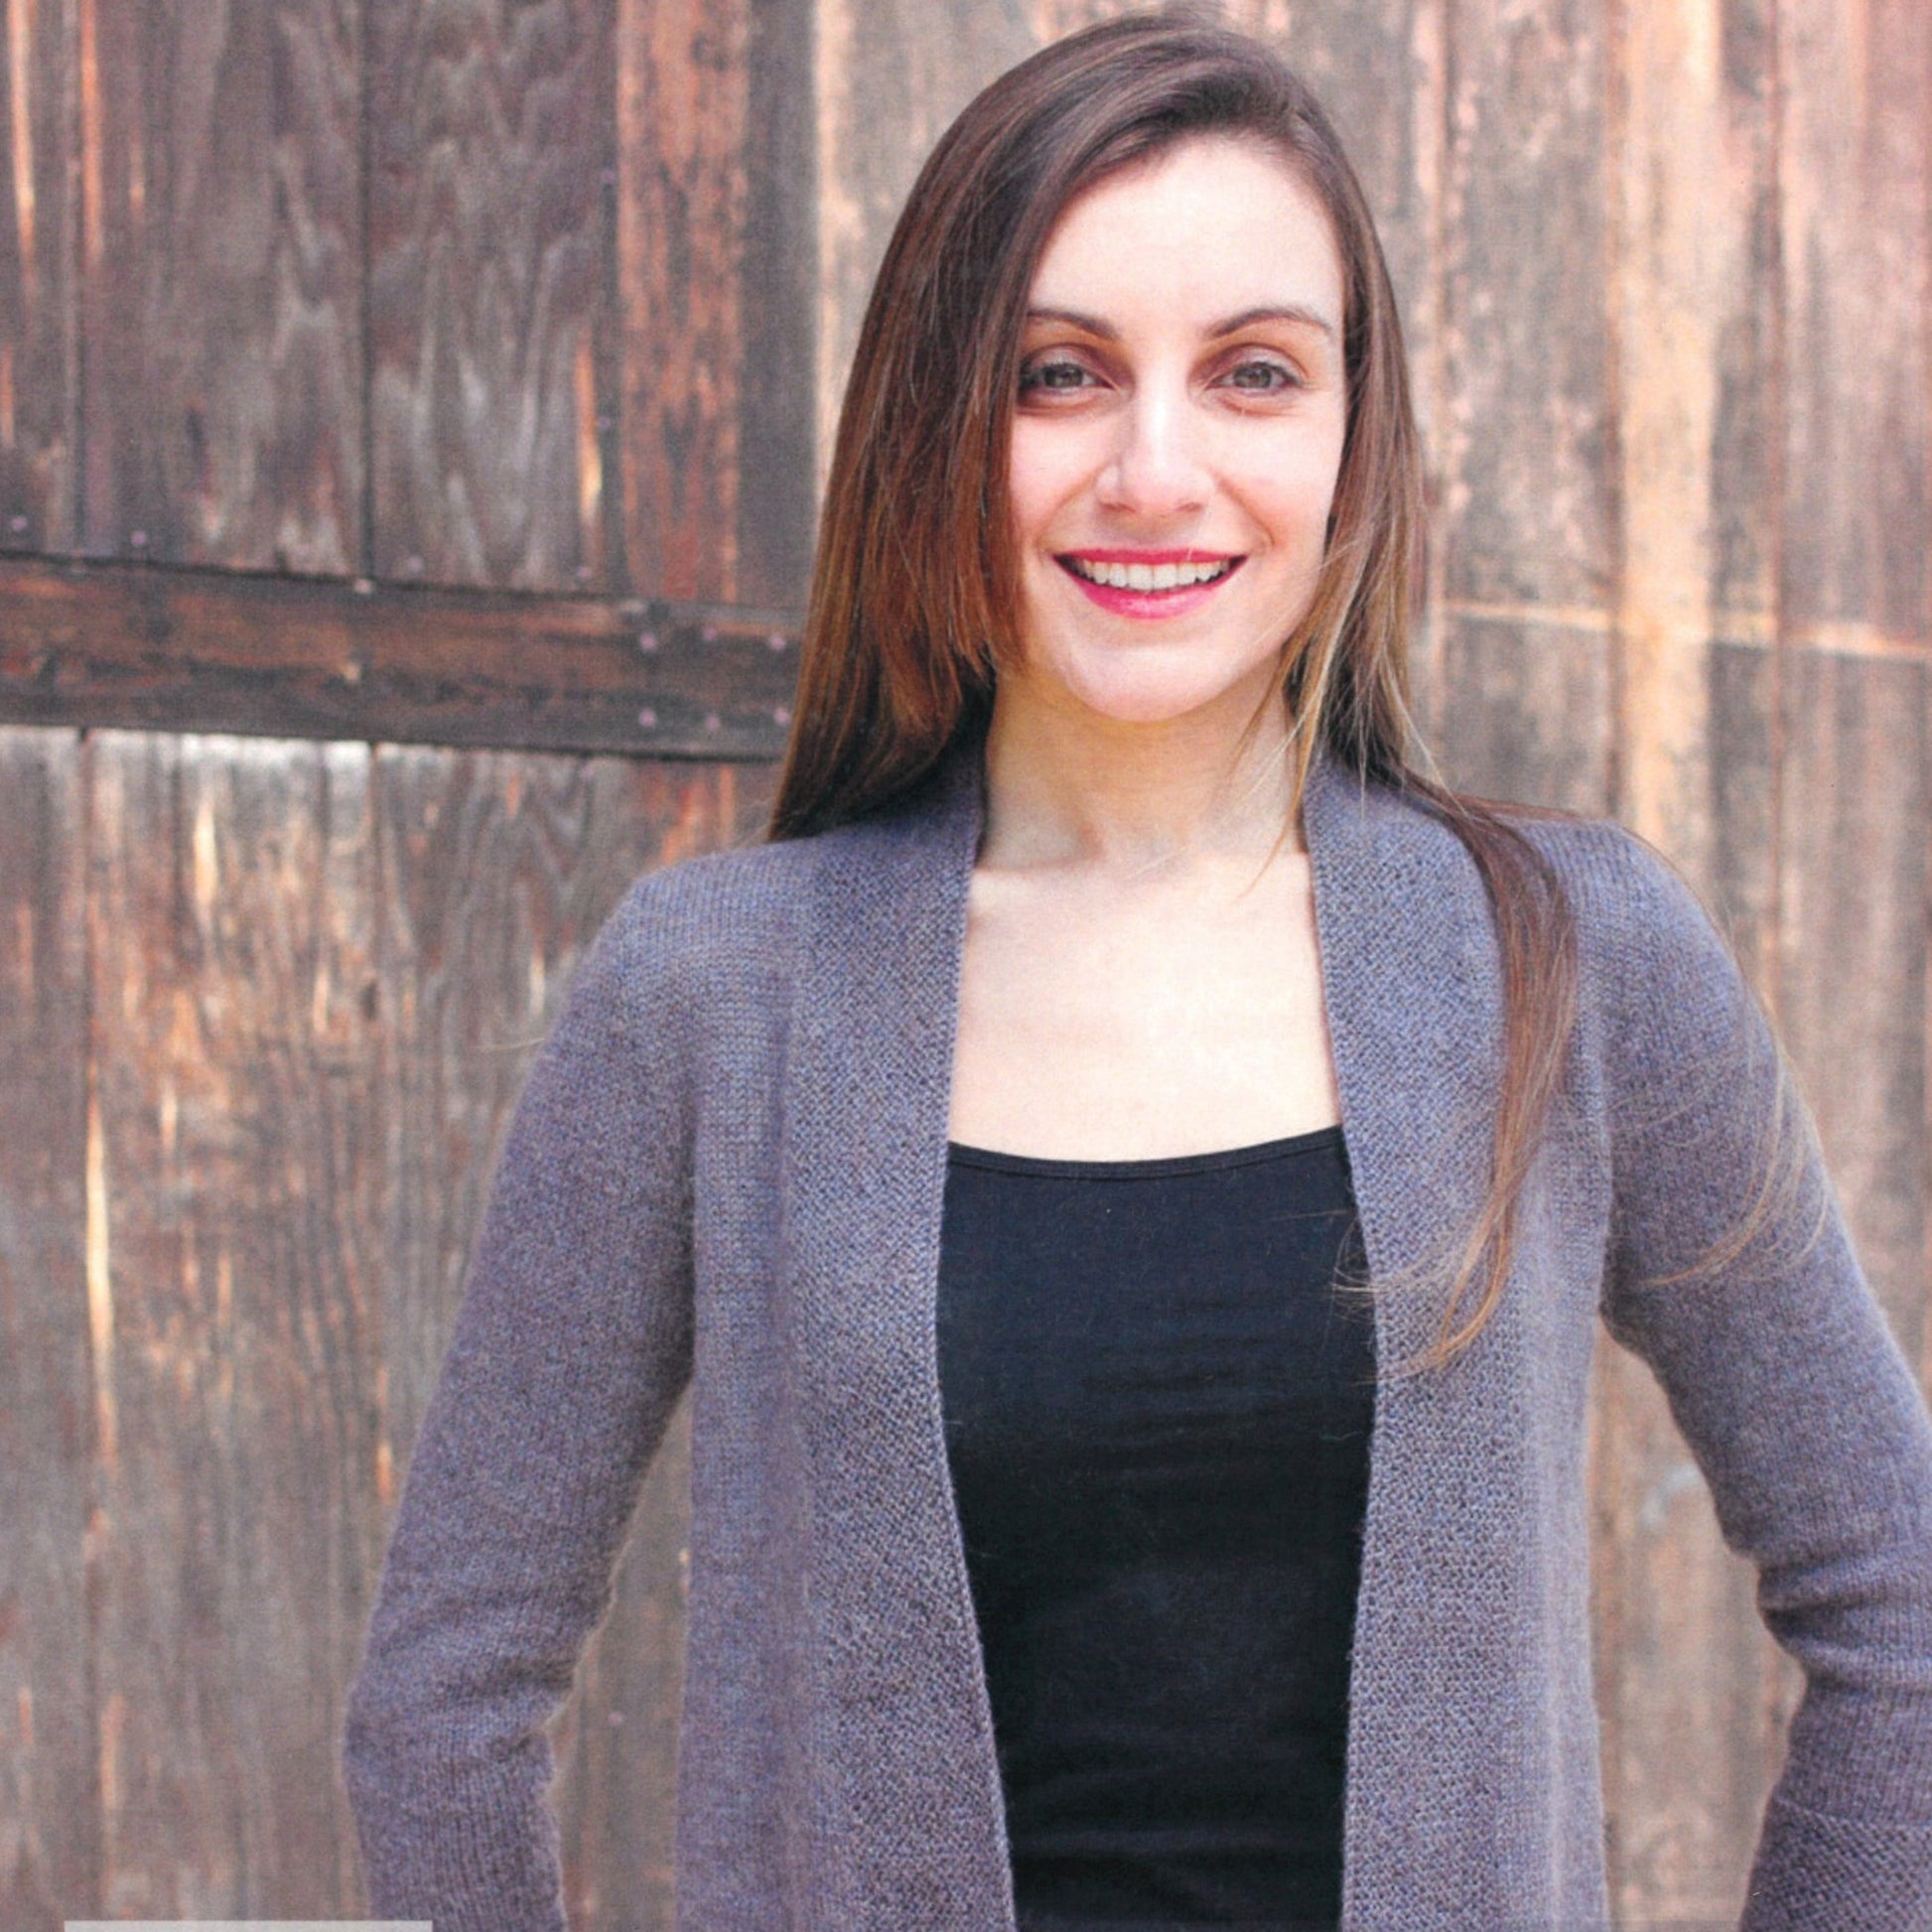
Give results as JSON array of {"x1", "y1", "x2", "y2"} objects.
[{"x1": 1047, "y1": 653, "x2": 1279, "y2": 728}]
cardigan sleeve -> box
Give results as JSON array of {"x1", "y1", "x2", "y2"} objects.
[
  {"x1": 1590, "y1": 829, "x2": 1932, "y2": 1930},
  {"x1": 342, "y1": 877, "x2": 698, "y2": 1932}
]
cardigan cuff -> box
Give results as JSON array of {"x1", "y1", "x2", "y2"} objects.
[{"x1": 1739, "y1": 1789, "x2": 1932, "y2": 1931}]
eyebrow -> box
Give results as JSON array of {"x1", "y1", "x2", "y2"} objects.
[{"x1": 1024, "y1": 303, "x2": 1337, "y2": 341}]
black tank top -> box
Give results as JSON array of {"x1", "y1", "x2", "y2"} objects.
[{"x1": 935, "y1": 1125, "x2": 1373, "y2": 1932}]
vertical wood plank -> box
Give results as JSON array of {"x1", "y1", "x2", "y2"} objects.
[
  {"x1": 1588, "y1": 0, "x2": 1793, "y2": 1917},
  {"x1": 1780, "y1": 0, "x2": 1931, "y2": 647},
  {"x1": 812, "y1": 0, "x2": 1034, "y2": 484},
  {"x1": 0, "y1": 0, "x2": 78, "y2": 550},
  {"x1": 77, "y1": 0, "x2": 361, "y2": 571},
  {"x1": 616, "y1": 0, "x2": 747, "y2": 604},
  {"x1": 85, "y1": 731, "x2": 384, "y2": 1913},
  {"x1": 366, "y1": 0, "x2": 617, "y2": 591},
  {"x1": 735, "y1": 0, "x2": 820, "y2": 607},
  {"x1": 366, "y1": 746, "x2": 772, "y2": 1924},
  {"x1": 614, "y1": 0, "x2": 818, "y2": 611},
  {"x1": 0, "y1": 727, "x2": 95, "y2": 1927}
]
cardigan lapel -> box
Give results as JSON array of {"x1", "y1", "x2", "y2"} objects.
[
  {"x1": 1301, "y1": 752, "x2": 1547, "y2": 1929},
  {"x1": 779, "y1": 746, "x2": 1017, "y2": 1929}
]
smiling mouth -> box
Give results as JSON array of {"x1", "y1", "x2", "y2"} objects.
[{"x1": 1060, "y1": 554, "x2": 1242, "y2": 592}]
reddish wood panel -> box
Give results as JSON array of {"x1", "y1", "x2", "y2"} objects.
[
  {"x1": 0, "y1": 727, "x2": 94, "y2": 1928},
  {"x1": 616, "y1": 0, "x2": 748, "y2": 603},
  {"x1": 366, "y1": 0, "x2": 616, "y2": 591},
  {"x1": 83, "y1": 731, "x2": 385, "y2": 1912},
  {"x1": 0, "y1": 0, "x2": 78, "y2": 551},
  {"x1": 76, "y1": 0, "x2": 360, "y2": 571},
  {"x1": 364, "y1": 745, "x2": 771, "y2": 1922}
]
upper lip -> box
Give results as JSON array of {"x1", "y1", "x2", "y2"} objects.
[{"x1": 1059, "y1": 548, "x2": 1241, "y2": 565}]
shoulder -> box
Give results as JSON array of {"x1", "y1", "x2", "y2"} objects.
[{"x1": 572, "y1": 832, "x2": 826, "y2": 1032}]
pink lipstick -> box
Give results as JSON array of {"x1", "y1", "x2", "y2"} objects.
[{"x1": 1055, "y1": 549, "x2": 1243, "y2": 620}]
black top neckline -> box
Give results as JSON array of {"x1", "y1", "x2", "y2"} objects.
[{"x1": 945, "y1": 1122, "x2": 1345, "y2": 1180}]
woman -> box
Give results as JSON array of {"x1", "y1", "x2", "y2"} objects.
[{"x1": 343, "y1": 14, "x2": 1932, "y2": 1931}]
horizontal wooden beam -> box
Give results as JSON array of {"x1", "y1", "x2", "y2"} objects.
[{"x1": 0, "y1": 557, "x2": 801, "y2": 759}]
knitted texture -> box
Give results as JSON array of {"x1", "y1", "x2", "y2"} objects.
[{"x1": 342, "y1": 745, "x2": 1932, "y2": 1930}]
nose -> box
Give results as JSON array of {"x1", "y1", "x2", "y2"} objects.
[{"x1": 1096, "y1": 379, "x2": 1212, "y2": 520}]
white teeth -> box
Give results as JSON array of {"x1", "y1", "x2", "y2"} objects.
[{"x1": 1067, "y1": 556, "x2": 1234, "y2": 590}]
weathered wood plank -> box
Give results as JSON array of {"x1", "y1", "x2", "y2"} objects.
[
  {"x1": 812, "y1": 0, "x2": 1034, "y2": 482},
  {"x1": 0, "y1": 726, "x2": 94, "y2": 1927},
  {"x1": 84, "y1": 731, "x2": 383, "y2": 1912},
  {"x1": 616, "y1": 0, "x2": 746, "y2": 604},
  {"x1": 1777, "y1": 653, "x2": 1929, "y2": 1362},
  {"x1": 0, "y1": 0, "x2": 78, "y2": 551},
  {"x1": 0, "y1": 555, "x2": 801, "y2": 757},
  {"x1": 367, "y1": 0, "x2": 617, "y2": 590},
  {"x1": 77, "y1": 0, "x2": 360, "y2": 571},
  {"x1": 734, "y1": 0, "x2": 819, "y2": 607},
  {"x1": 1438, "y1": 0, "x2": 1613, "y2": 617},
  {"x1": 1589, "y1": 1, "x2": 1792, "y2": 1916},
  {"x1": 1428, "y1": 608, "x2": 1612, "y2": 809},
  {"x1": 1779, "y1": 0, "x2": 1931, "y2": 643},
  {"x1": 366, "y1": 745, "x2": 772, "y2": 1922}
]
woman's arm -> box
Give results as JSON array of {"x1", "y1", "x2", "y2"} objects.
[
  {"x1": 342, "y1": 880, "x2": 697, "y2": 1932},
  {"x1": 1591, "y1": 831, "x2": 1932, "y2": 1930}
]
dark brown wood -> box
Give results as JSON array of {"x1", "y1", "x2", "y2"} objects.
[
  {"x1": 77, "y1": 0, "x2": 361, "y2": 571},
  {"x1": 733, "y1": 0, "x2": 820, "y2": 607},
  {"x1": 365, "y1": 745, "x2": 772, "y2": 1922},
  {"x1": 83, "y1": 731, "x2": 384, "y2": 1910},
  {"x1": 0, "y1": 555, "x2": 801, "y2": 757},
  {"x1": 0, "y1": 727, "x2": 95, "y2": 1928},
  {"x1": 366, "y1": 0, "x2": 617, "y2": 591},
  {"x1": 0, "y1": 0, "x2": 79, "y2": 552}
]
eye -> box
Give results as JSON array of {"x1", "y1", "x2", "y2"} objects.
[
  {"x1": 1218, "y1": 355, "x2": 1302, "y2": 394},
  {"x1": 1018, "y1": 354, "x2": 1099, "y2": 397}
]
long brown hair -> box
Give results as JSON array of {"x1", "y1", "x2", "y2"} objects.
[{"x1": 768, "y1": 10, "x2": 1795, "y2": 1366}]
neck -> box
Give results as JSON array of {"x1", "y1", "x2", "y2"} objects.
[{"x1": 979, "y1": 671, "x2": 1306, "y2": 874}]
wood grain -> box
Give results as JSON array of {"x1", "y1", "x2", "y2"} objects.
[
  {"x1": 366, "y1": 0, "x2": 617, "y2": 590},
  {"x1": 0, "y1": 0, "x2": 78, "y2": 551},
  {"x1": 366, "y1": 745, "x2": 771, "y2": 1922},
  {"x1": 1779, "y1": 0, "x2": 1931, "y2": 643},
  {"x1": 616, "y1": 0, "x2": 748, "y2": 603},
  {"x1": 0, "y1": 726, "x2": 94, "y2": 1928},
  {"x1": 812, "y1": 0, "x2": 1033, "y2": 485},
  {"x1": 1588, "y1": 0, "x2": 1793, "y2": 1914},
  {"x1": 77, "y1": 0, "x2": 360, "y2": 571},
  {"x1": 0, "y1": 554, "x2": 803, "y2": 758},
  {"x1": 1439, "y1": 0, "x2": 1614, "y2": 618},
  {"x1": 1430, "y1": 607, "x2": 1613, "y2": 809},
  {"x1": 83, "y1": 731, "x2": 383, "y2": 1912}
]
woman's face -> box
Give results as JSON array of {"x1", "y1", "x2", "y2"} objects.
[{"x1": 1005, "y1": 135, "x2": 1348, "y2": 731}]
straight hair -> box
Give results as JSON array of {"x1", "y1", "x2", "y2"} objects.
[{"x1": 769, "y1": 9, "x2": 1810, "y2": 1367}]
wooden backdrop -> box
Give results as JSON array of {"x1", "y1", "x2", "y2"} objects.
[{"x1": 0, "y1": 0, "x2": 1926, "y2": 1923}]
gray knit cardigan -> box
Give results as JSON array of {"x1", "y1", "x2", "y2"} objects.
[{"x1": 342, "y1": 741, "x2": 1932, "y2": 1931}]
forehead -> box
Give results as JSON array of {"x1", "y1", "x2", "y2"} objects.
[{"x1": 1027, "y1": 134, "x2": 1344, "y2": 328}]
